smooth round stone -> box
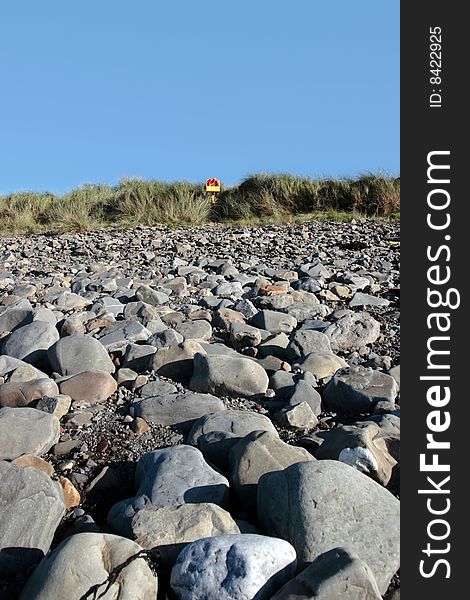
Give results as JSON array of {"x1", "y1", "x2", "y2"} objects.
[
  {"x1": 47, "y1": 335, "x2": 115, "y2": 376},
  {"x1": 170, "y1": 534, "x2": 297, "y2": 600},
  {"x1": 2, "y1": 321, "x2": 59, "y2": 365},
  {"x1": 0, "y1": 407, "x2": 60, "y2": 460}
]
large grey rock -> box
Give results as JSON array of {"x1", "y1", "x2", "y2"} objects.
[
  {"x1": 133, "y1": 393, "x2": 226, "y2": 430},
  {"x1": 151, "y1": 340, "x2": 204, "y2": 380},
  {"x1": 229, "y1": 322, "x2": 263, "y2": 349},
  {"x1": 0, "y1": 407, "x2": 60, "y2": 460},
  {"x1": 2, "y1": 321, "x2": 59, "y2": 365},
  {"x1": 258, "y1": 460, "x2": 400, "y2": 594},
  {"x1": 228, "y1": 431, "x2": 314, "y2": 510},
  {"x1": 323, "y1": 366, "x2": 399, "y2": 414},
  {"x1": 257, "y1": 332, "x2": 290, "y2": 359},
  {"x1": 0, "y1": 299, "x2": 34, "y2": 333},
  {"x1": 0, "y1": 356, "x2": 48, "y2": 382},
  {"x1": 122, "y1": 343, "x2": 157, "y2": 371},
  {"x1": 47, "y1": 334, "x2": 115, "y2": 376},
  {"x1": 131, "y1": 503, "x2": 240, "y2": 564},
  {"x1": 170, "y1": 534, "x2": 297, "y2": 600},
  {"x1": 271, "y1": 547, "x2": 382, "y2": 600},
  {"x1": 108, "y1": 446, "x2": 230, "y2": 536},
  {"x1": 190, "y1": 352, "x2": 268, "y2": 398},
  {"x1": 250, "y1": 310, "x2": 297, "y2": 334},
  {"x1": 0, "y1": 461, "x2": 65, "y2": 577},
  {"x1": 286, "y1": 329, "x2": 332, "y2": 361},
  {"x1": 187, "y1": 410, "x2": 278, "y2": 446},
  {"x1": 325, "y1": 312, "x2": 380, "y2": 352},
  {"x1": 19, "y1": 532, "x2": 158, "y2": 600},
  {"x1": 147, "y1": 328, "x2": 183, "y2": 349}
]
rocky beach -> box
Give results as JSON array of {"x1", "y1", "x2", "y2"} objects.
[{"x1": 0, "y1": 219, "x2": 400, "y2": 599}]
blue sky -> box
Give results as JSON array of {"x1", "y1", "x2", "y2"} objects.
[{"x1": 0, "y1": 1, "x2": 399, "y2": 195}]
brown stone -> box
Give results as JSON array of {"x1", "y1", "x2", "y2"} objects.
[
  {"x1": 59, "y1": 371, "x2": 117, "y2": 405},
  {"x1": 259, "y1": 284, "x2": 286, "y2": 296},
  {"x1": 133, "y1": 416, "x2": 150, "y2": 434},
  {"x1": 0, "y1": 378, "x2": 59, "y2": 408},
  {"x1": 12, "y1": 454, "x2": 54, "y2": 477},
  {"x1": 59, "y1": 477, "x2": 81, "y2": 509}
]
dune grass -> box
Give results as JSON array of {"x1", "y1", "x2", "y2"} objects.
[{"x1": 0, "y1": 173, "x2": 400, "y2": 234}]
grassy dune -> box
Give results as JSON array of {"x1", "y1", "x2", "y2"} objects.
[{"x1": 0, "y1": 173, "x2": 400, "y2": 234}]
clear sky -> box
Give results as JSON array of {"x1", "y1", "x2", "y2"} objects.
[{"x1": 0, "y1": 0, "x2": 399, "y2": 195}]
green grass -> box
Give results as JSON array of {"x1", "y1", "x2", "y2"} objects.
[{"x1": 0, "y1": 173, "x2": 400, "y2": 234}]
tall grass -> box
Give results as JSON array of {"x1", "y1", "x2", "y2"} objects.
[{"x1": 0, "y1": 173, "x2": 400, "y2": 234}]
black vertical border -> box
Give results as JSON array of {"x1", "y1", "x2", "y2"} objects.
[{"x1": 401, "y1": 2, "x2": 466, "y2": 598}]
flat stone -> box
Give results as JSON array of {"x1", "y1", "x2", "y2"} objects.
[
  {"x1": 257, "y1": 332, "x2": 290, "y2": 359},
  {"x1": 170, "y1": 534, "x2": 297, "y2": 600},
  {"x1": 133, "y1": 393, "x2": 226, "y2": 430},
  {"x1": 59, "y1": 371, "x2": 117, "y2": 405},
  {"x1": 250, "y1": 310, "x2": 297, "y2": 335},
  {"x1": 122, "y1": 342, "x2": 157, "y2": 371},
  {"x1": 323, "y1": 366, "x2": 399, "y2": 414},
  {"x1": 19, "y1": 532, "x2": 158, "y2": 600},
  {"x1": 190, "y1": 352, "x2": 269, "y2": 398},
  {"x1": 258, "y1": 460, "x2": 400, "y2": 594},
  {"x1": 139, "y1": 379, "x2": 177, "y2": 397},
  {"x1": 131, "y1": 503, "x2": 240, "y2": 564},
  {"x1": 187, "y1": 410, "x2": 278, "y2": 446},
  {"x1": 175, "y1": 319, "x2": 213, "y2": 341},
  {"x1": 0, "y1": 460, "x2": 65, "y2": 578},
  {"x1": 0, "y1": 407, "x2": 60, "y2": 460},
  {"x1": 99, "y1": 320, "x2": 151, "y2": 351},
  {"x1": 271, "y1": 547, "x2": 382, "y2": 600},
  {"x1": 11, "y1": 454, "x2": 55, "y2": 477},
  {"x1": 2, "y1": 321, "x2": 59, "y2": 365},
  {"x1": 350, "y1": 292, "x2": 390, "y2": 307},
  {"x1": 47, "y1": 335, "x2": 115, "y2": 376},
  {"x1": 284, "y1": 302, "x2": 331, "y2": 322},
  {"x1": 228, "y1": 430, "x2": 314, "y2": 510}
]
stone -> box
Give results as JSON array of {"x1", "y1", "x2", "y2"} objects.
[
  {"x1": 47, "y1": 334, "x2": 115, "y2": 376},
  {"x1": 258, "y1": 460, "x2": 400, "y2": 594},
  {"x1": 0, "y1": 407, "x2": 60, "y2": 460},
  {"x1": 0, "y1": 460, "x2": 65, "y2": 578},
  {"x1": 59, "y1": 371, "x2": 118, "y2": 405},
  {"x1": 133, "y1": 416, "x2": 150, "y2": 434},
  {"x1": 270, "y1": 370, "x2": 296, "y2": 399},
  {"x1": 286, "y1": 329, "x2": 332, "y2": 361},
  {"x1": 135, "y1": 284, "x2": 169, "y2": 305},
  {"x1": 108, "y1": 446, "x2": 230, "y2": 536},
  {"x1": 151, "y1": 340, "x2": 204, "y2": 380},
  {"x1": 133, "y1": 393, "x2": 226, "y2": 430},
  {"x1": 170, "y1": 534, "x2": 297, "y2": 600},
  {"x1": 0, "y1": 299, "x2": 34, "y2": 333},
  {"x1": 315, "y1": 423, "x2": 397, "y2": 485},
  {"x1": 131, "y1": 503, "x2": 240, "y2": 564},
  {"x1": 11, "y1": 454, "x2": 55, "y2": 477},
  {"x1": 232, "y1": 299, "x2": 257, "y2": 319},
  {"x1": 2, "y1": 321, "x2": 59, "y2": 365},
  {"x1": 212, "y1": 307, "x2": 246, "y2": 331},
  {"x1": 147, "y1": 328, "x2": 183, "y2": 349},
  {"x1": 98, "y1": 320, "x2": 151, "y2": 351},
  {"x1": 19, "y1": 532, "x2": 158, "y2": 600},
  {"x1": 323, "y1": 366, "x2": 399, "y2": 414},
  {"x1": 35, "y1": 394, "x2": 71, "y2": 419},
  {"x1": 139, "y1": 379, "x2": 177, "y2": 397},
  {"x1": 250, "y1": 310, "x2": 297, "y2": 334},
  {"x1": 325, "y1": 312, "x2": 381, "y2": 352},
  {"x1": 190, "y1": 352, "x2": 269, "y2": 398},
  {"x1": 389, "y1": 364, "x2": 400, "y2": 388},
  {"x1": 213, "y1": 281, "x2": 244, "y2": 298},
  {"x1": 294, "y1": 352, "x2": 348, "y2": 379},
  {"x1": 122, "y1": 343, "x2": 157, "y2": 371},
  {"x1": 187, "y1": 410, "x2": 279, "y2": 446},
  {"x1": 350, "y1": 292, "x2": 390, "y2": 307},
  {"x1": 288, "y1": 380, "x2": 322, "y2": 416},
  {"x1": 229, "y1": 322, "x2": 262, "y2": 349},
  {"x1": 257, "y1": 332, "x2": 290, "y2": 359},
  {"x1": 276, "y1": 402, "x2": 318, "y2": 431},
  {"x1": 176, "y1": 319, "x2": 213, "y2": 341},
  {"x1": 0, "y1": 356, "x2": 48, "y2": 382},
  {"x1": 59, "y1": 477, "x2": 81, "y2": 509},
  {"x1": 0, "y1": 378, "x2": 59, "y2": 408},
  {"x1": 270, "y1": 547, "x2": 382, "y2": 600},
  {"x1": 228, "y1": 430, "x2": 314, "y2": 510}
]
